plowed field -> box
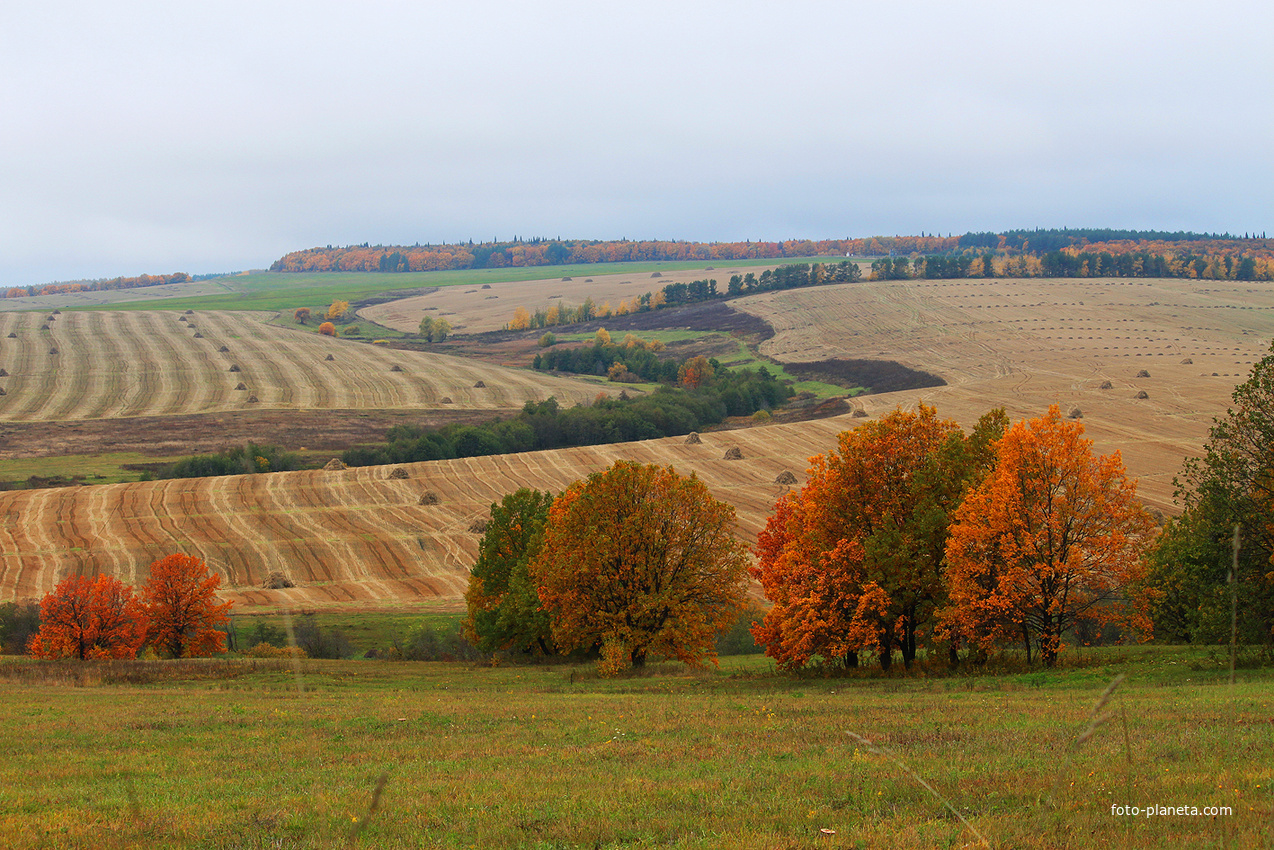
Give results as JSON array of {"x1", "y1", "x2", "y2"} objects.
[
  {"x1": 0, "y1": 310, "x2": 615, "y2": 422},
  {"x1": 0, "y1": 417, "x2": 852, "y2": 610},
  {"x1": 735, "y1": 276, "x2": 1274, "y2": 512}
]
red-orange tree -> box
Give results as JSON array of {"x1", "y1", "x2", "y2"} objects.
[
  {"x1": 140, "y1": 553, "x2": 233, "y2": 658},
  {"x1": 941, "y1": 406, "x2": 1155, "y2": 667},
  {"x1": 317, "y1": 321, "x2": 337, "y2": 337},
  {"x1": 751, "y1": 405, "x2": 1006, "y2": 671},
  {"x1": 530, "y1": 460, "x2": 749, "y2": 673},
  {"x1": 27, "y1": 573, "x2": 148, "y2": 659}
]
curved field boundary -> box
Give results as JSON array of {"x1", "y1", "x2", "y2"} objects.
[
  {"x1": 0, "y1": 310, "x2": 620, "y2": 422},
  {"x1": 0, "y1": 415, "x2": 856, "y2": 610}
]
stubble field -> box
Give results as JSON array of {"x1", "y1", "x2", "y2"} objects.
[{"x1": 734, "y1": 276, "x2": 1274, "y2": 513}]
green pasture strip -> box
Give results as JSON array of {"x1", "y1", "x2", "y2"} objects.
[
  {"x1": 0, "y1": 452, "x2": 183, "y2": 487},
  {"x1": 66, "y1": 257, "x2": 838, "y2": 316},
  {"x1": 0, "y1": 646, "x2": 1267, "y2": 849},
  {"x1": 229, "y1": 609, "x2": 464, "y2": 656}
]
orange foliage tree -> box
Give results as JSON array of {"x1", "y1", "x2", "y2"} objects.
[
  {"x1": 530, "y1": 460, "x2": 749, "y2": 673},
  {"x1": 27, "y1": 574, "x2": 149, "y2": 659},
  {"x1": 325, "y1": 300, "x2": 349, "y2": 321},
  {"x1": 940, "y1": 406, "x2": 1155, "y2": 667},
  {"x1": 318, "y1": 321, "x2": 337, "y2": 337},
  {"x1": 751, "y1": 405, "x2": 1007, "y2": 671},
  {"x1": 293, "y1": 307, "x2": 310, "y2": 325},
  {"x1": 678, "y1": 355, "x2": 713, "y2": 389},
  {"x1": 140, "y1": 554, "x2": 233, "y2": 658}
]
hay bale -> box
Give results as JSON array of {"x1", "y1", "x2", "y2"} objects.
[
  {"x1": 474, "y1": 380, "x2": 486, "y2": 388},
  {"x1": 46, "y1": 315, "x2": 56, "y2": 322},
  {"x1": 228, "y1": 364, "x2": 240, "y2": 372},
  {"x1": 0, "y1": 368, "x2": 7, "y2": 377},
  {"x1": 1099, "y1": 380, "x2": 1113, "y2": 389},
  {"x1": 851, "y1": 408, "x2": 869, "y2": 418},
  {"x1": 193, "y1": 332, "x2": 203, "y2": 338},
  {"x1": 246, "y1": 395, "x2": 259, "y2": 403},
  {"x1": 1068, "y1": 408, "x2": 1083, "y2": 419},
  {"x1": 388, "y1": 468, "x2": 409, "y2": 480},
  {"x1": 561, "y1": 276, "x2": 572, "y2": 281},
  {"x1": 585, "y1": 278, "x2": 593, "y2": 283},
  {"x1": 650, "y1": 271, "x2": 662, "y2": 277},
  {"x1": 723, "y1": 446, "x2": 743, "y2": 460},
  {"x1": 440, "y1": 396, "x2": 453, "y2": 404},
  {"x1": 178, "y1": 316, "x2": 187, "y2": 322},
  {"x1": 323, "y1": 458, "x2": 346, "y2": 471},
  {"x1": 0, "y1": 387, "x2": 6, "y2": 396},
  {"x1": 184, "y1": 310, "x2": 194, "y2": 315},
  {"x1": 685, "y1": 432, "x2": 702, "y2": 444},
  {"x1": 48, "y1": 348, "x2": 58, "y2": 355},
  {"x1": 775, "y1": 470, "x2": 798, "y2": 485},
  {"x1": 481, "y1": 283, "x2": 491, "y2": 289},
  {"x1": 469, "y1": 517, "x2": 490, "y2": 534},
  {"x1": 235, "y1": 382, "x2": 247, "y2": 391},
  {"x1": 324, "y1": 353, "x2": 335, "y2": 361},
  {"x1": 263, "y1": 572, "x2": 295, "y2": 589},
  {"x1": 1136, "y1": 390, "x2": 1150, "y2": 399},
  {"x1": 1136, "y1": 369, "x2": 1151, "y2": 378},
  {"x1": 1180, "y1": 358, "x2": 1193, "y2": 365},
  {"x1": 6, "y1": 333, "x2": 15, "y2": 339},
  {"x1": 419, "y1": 491, "x2": 440, "y2": 505},
  {"x1": 218, "y1": 345, "x2": 229, "y2": 352},
  {"x1": 390, "y1": 364, "x2": 404, "y2": 372},
  {"x1": 39, "y1": 324, "x2": 50, "y2": 331},
  {"x1": 52, "y1": 309, "x2": 61, "y2": 315}
]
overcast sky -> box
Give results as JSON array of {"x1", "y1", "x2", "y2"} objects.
[{"x1": 2, "y1": 1, "x2": 1270, "y2": 286}]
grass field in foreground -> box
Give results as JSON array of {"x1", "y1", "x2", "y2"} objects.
[{"x1": 0, "y1": 647, "x2": 1268, "y2": 849}]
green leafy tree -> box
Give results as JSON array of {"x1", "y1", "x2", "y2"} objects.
[
  {"x1": 1146, "y1": 342, "x2": 1274, "y2": 648},
  {"x1": 464, "y1": 488, "x2": 557, "y2": 655}
]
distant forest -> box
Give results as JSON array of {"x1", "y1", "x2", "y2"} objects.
[{"x1": 4, "y1": 272, "x2": 190, "y2": 300}]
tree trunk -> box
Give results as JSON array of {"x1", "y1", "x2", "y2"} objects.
[
  {"x1": 844, "y1": 649, "x2": 858, "y2": 668},
  {"x1": 1023, "y1": 622, "x2": 1032, "y2": 666},
  {"x1": 631, "y1": 648, "x2": 647, "y2": 668}
]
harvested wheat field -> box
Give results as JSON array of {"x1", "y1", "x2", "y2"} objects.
[
  {"x1": 360, "y1": 265, "x2": 789, "y2": 334},
  {"x1": 0, "y1": 310, "x2": 616, "y2": 422},
  {"x1": 736, "y1": 277, "x2": 1274, "y2": 513},
  {"x1": 0, "y1": 416, "x2": 851, "y2": 610}
]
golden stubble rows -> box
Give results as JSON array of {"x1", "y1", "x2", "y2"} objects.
[
  {"x1": 735, "y1": 276, "x2": 1274, "y2": 513},
  {"x1": 0, "y1": 310, "x2": 617, "y2": 421},
  {"x1": 0, "y1": 417, "x2": 852, "y2": 610}
]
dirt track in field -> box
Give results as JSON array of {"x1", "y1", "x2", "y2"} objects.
[
  {"x1": 733, "y1": 276, "x2": 1274, "y2": 513},
  {"x1": 0, "y1": 311, "x2": 618, "y2": 423},
  {"x1": 0, "y1": 417, "x2": 850, "y2": 609}
]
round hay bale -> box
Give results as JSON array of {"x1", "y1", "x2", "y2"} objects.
[
  {"x1": 419, "y1": 491, "x2": 440, "y2": 505},
  {"x1": 228, "y1": 364, "x2": 240, "y2": 372},
  {"x1": 1068, "y1": 408, "x2": 1083, "y2": 419},
  {"x1": 561, "y1": 276, "x2": 572, "y2": 281},
  {"x1": 388, "y1": 467, "x2": 409, "y2": 480},
  {"x1": 1136, "y1": 369, "x2": 1151, "y2": 378},
  {"x1": 481, "y1": 283, "x2": 492, "y2": 289},
  {"x1": 474, "y1": 380, "x2": 486, "y2": 388},
  {"x1": 1212, "y1": 372, "x2": 1220, "y2": 376},
  {"x1": 585, "y1": 278, "x2": 593, "y2": 283},
  {"x1": 324, "y1": 353, "x2": 335, "y2": 361},
  {"x1": 685, "y1": 432, "x2": 702, "y2": 444},
  {"x1": 323, "y1": 457, "x2": 346, "y2": 471},
  {"x1": 1136, "y1": 390, "x2": 1150, "y2": 399},
  {"x1": 775, "y1": 470, "x2": 798, "y2": 485},
  {"x1": 235, "y1": 382, "x2": 248, "y2": 391},
  {"x1": 440, "y1": 396, "x2": 453, "y2": 404},
  {"x1": 218, "y1": 345, "x2": 229, "y2": 353},
  {"x1": 1180, "y1": 358, "x2": 1193, "y2": 365},
  {"x1": 1099, "y1": 380, "x2": 1113, "y2": 389},
  {"x1": 723, "y1": 446, "x2": 743, "y2": 460},
  {"x1": 246, "y1": 395, "x2": 259, "y2": 403},
  {"x1": 390, "y1": 364, "x2": 404, "y2": 372},
  {"x1": 263, "y1": 572, "x2": 295, "y2": 590},
  {"x1": 469, "y1": 517, "x2": 490, "y2": 534}
]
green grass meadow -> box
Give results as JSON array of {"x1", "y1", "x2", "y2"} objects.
[{"x1": 0, "y1": 647, "x2": 1268, "y2": 849}]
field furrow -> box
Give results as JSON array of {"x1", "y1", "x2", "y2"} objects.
[{"x1": 0, "y1": 414, "x2": 853, "y2": 609}]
